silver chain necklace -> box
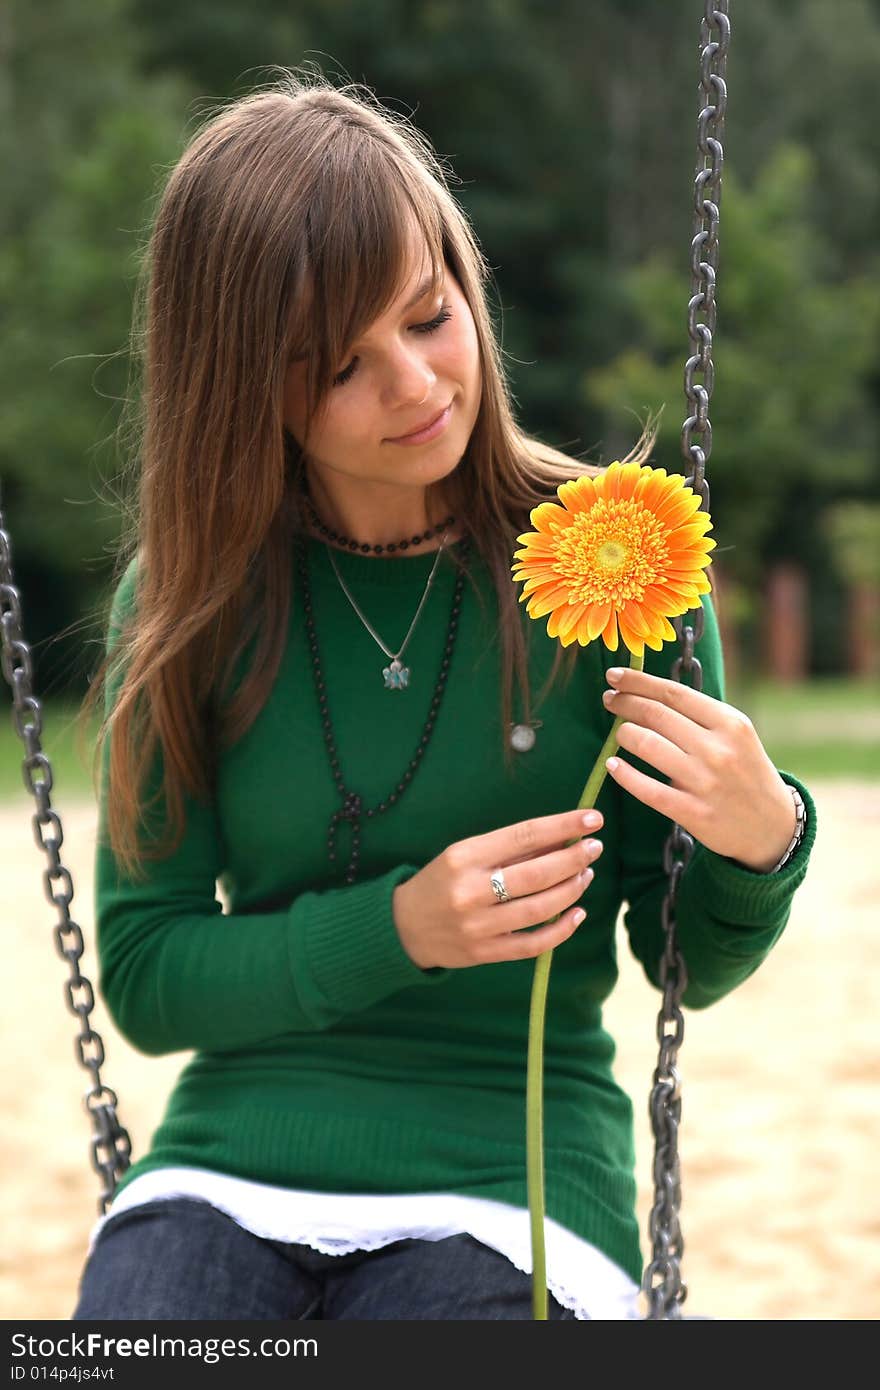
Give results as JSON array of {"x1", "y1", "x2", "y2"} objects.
[{"x1": 325, "y1": 531, "x2": 451, "y2": 689}]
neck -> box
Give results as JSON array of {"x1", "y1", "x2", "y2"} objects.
[{"x1": 303, "y1": 468, "x2": 457, "y2": 551}]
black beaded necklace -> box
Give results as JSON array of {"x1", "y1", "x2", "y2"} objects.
[
  {"x1": 294, "y1": 533, "x2": 471, "y2": 885},
  {"x1": 303, "y1": 492, "x2": 455, "y2": 555}
]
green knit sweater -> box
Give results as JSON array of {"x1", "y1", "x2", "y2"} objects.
[{"x1": 95, "y1": 534, "x2": 816, "y2": 1285}]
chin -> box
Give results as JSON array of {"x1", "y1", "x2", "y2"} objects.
[{"x1": 409, "y1": 447, "x2": 466, "y2": 488}]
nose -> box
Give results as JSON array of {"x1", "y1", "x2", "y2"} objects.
[{"x1": 381, "y1": 340, "x2": 437, "y2": 407}]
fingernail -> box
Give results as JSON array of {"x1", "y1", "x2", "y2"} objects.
[
  {"x1": 607, "y1": 668, "x2": 624, "y2": 683},
  {"x1": 582, "y1": 811, "x2": 603, "y2": 829},
  {"x1": 606, "y1": 756, "x2": 620, "y2": 771},
  {"x1": 580, "y1": 867, "x2": 594, "y2": 884},
  {"x1": 572, "y1": 908, "x2": 586, "y2": 926}
]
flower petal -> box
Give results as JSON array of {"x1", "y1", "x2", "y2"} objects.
[
  {"x1": 557, "y1": 476, "x2": 598, "y2": 513},
  {"x1": 529, "y1": 585, "x2": 575, "y2": 620},
  {"x1": 617, "y1": 612, "x2": 644, "y2": 656},
  {"x1": 601, "y1": 612, "x2": 620, "y2": 651},
  {"x1": 655, "y1": 493, "x2": 704, "y2": 529},
  {"x1": 587, "y1": 601, "x2": 613, "y2": 640},
  {"x1": 530, "y1": 502, "x2": 567, "y2": 535},
  {"x1": 633, "y1": 469, "x2": 671, "y2": 512}
]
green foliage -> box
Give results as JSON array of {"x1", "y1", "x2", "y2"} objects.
[
  {"x1": 585, "y1": 146, "x2": 880, "y2": 592},
  {"x1": 824, "y1": 502, "x2": 880, "y2": 585},
  {"x1": 1, "y1": 2, "x2": 193, "y2": 689}
]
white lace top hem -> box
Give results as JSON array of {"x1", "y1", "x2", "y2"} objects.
[{"x1": 88, "y1": 1166, "x2": 642, "y2": 1320}]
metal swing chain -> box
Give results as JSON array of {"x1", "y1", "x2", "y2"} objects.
[
  {"x1": 0, "y1": 479, "x2": 131, "y2": 1215},
  {"x1": 642, "y1": 0, "x2": 730, "y2": 1320}
]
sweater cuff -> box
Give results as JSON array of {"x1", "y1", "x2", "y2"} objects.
[
  {"x1": 293, "y1": 864, "x2": 450, "y2": 1022},
  {"x1": 683, "y1": 770, "x2": 817, "y2": 929}
]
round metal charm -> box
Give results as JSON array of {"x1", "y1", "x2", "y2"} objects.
[{"x1": 510, "y1": 722, "x2": 538, "y2": 753}]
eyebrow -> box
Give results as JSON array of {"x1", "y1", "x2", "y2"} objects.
[{"x1": 403, "y1": 273, "x2": 440, "y2": 310}]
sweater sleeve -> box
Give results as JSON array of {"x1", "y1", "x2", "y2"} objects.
[
  {"x1": 610, "y1": 590, "x2": 818, "y2": 1010},
  {"x1": 94, "y1": 564, "x2": 448, "y2": 1058}
]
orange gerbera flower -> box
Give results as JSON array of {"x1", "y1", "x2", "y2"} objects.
[{"x1": 512, "y1": 460, "x2": 715, "y2": 657}]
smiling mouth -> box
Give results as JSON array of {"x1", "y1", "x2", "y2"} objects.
[{"x1": 387, "y1": 402, "x2": 453, "y2": 444}]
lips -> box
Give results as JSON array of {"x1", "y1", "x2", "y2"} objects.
[{"x1": 388, "y1": 403, "x2": 451, "y2": 442}]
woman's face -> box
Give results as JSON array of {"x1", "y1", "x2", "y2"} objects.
[{"x1": 282, "y1": 235, "x2": 482, "y2": 503}]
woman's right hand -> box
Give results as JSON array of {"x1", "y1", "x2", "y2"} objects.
[{"x1": 392, "y1": 808, "x2": 604, "y2": 969}]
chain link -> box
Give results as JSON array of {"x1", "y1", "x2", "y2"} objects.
[
  {"x1": 0, "y1": 480, "x2": 131, "y2": 1215},
  {"x1": 642, "y1": 0, "x2": 730, "y2": 1319}
]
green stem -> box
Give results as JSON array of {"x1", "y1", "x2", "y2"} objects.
[{"x1": 526, "y1": 648, "x2": 644, "y2": 1318}]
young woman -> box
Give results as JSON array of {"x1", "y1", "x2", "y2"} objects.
[{"x1": 72, "y1": 69, "x2": 815, "y2": 1321}]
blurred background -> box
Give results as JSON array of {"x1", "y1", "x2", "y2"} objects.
[{"x1": 3, "y1": 0, "x2": 879, "y2": 1320}]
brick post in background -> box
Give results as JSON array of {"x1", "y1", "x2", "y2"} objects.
[
  {"x1": 849, "y1": 580, "x2": 880, "y2": 677},
  {"x1": 763, "y1": 562, "x2": 809, "y2": 681}
]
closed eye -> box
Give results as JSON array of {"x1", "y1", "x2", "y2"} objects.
[{"x1": 333, "y1": 305, "x2": 454, "y2": 388}]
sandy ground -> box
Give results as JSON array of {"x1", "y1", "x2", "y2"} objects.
[{"x1": 3, "y1": 781, "x2": 879, "y2": 1322}]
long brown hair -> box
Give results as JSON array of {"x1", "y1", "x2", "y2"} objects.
[{"x1": 80, "y1": 64, "x2": 658, "y2": 882}]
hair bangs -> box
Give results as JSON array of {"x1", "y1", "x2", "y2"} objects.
[{"x1": 292, "y1": 147, "x2": 445, "y2": 438}]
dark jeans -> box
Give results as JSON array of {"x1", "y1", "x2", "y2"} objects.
[{"x1": 72, "y1": 1197, "x2": 581, "y2": 1321}]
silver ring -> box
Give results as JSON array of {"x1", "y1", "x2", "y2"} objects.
[{"x1": 490, "y1": 868, "x2": 510, "y2": 903}]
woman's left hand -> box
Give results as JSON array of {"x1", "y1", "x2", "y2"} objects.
[{"x1": 601, "y1": 665, "x2": 797, "y2": 872}]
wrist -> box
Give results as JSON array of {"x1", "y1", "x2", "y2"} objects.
[
  {"x1": 733, "y1": 783, "x2": 807, "y2": 874},
  {"x1": 393, "y1": 880, "x2": 432, "y2": 970}
]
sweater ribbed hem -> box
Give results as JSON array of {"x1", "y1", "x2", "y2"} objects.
[
  {"x1": 109, "y1": 1106, "x2": 644, "y2": 1286},
  {"x1": 294, "y1": 863, "x2": 450, "y2": 1017}
]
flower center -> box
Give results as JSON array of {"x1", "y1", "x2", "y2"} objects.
[
  {"x1": 597, "y1": 540, "x2": 627, "y2": 568},
  {"x1": 556, "y1": 498, "x2": 670, "y2": 606}
]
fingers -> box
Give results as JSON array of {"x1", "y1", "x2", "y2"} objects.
[
  {"x1": 605, "y1": 665, "x2": 722, "y2": 730},
  {"x1": 602, "y1": 686, "x2": 703, "y2": 758},
  {"x1": 469, "y1": 807, "x2": 603, "y2": 870},
  {"x1": 477, "y1": 860, "x2": 595, "y2": 938},
  {"x1": 612, "y1": 720, "x2": 692, "y2": 785},
  {"x1": 442, "y1": 808, "x2": 606, "y2": 967},
  {"x1": 490, "y1": 836, "x2": 604, "y2": 906},
  {"x1": 488, "y1": 904, "x2": 587, "y2": 963},
  {"x1": 603, "y1": 754, "x2": 703, "y2": 829}
]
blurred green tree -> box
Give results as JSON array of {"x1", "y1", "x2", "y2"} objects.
[
  {"x1": 1, "y1": 0, "x2": 193, "y2": 689},
  {"x1": 585, "y1": 146, "x2": 880, "y2": 671}
]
